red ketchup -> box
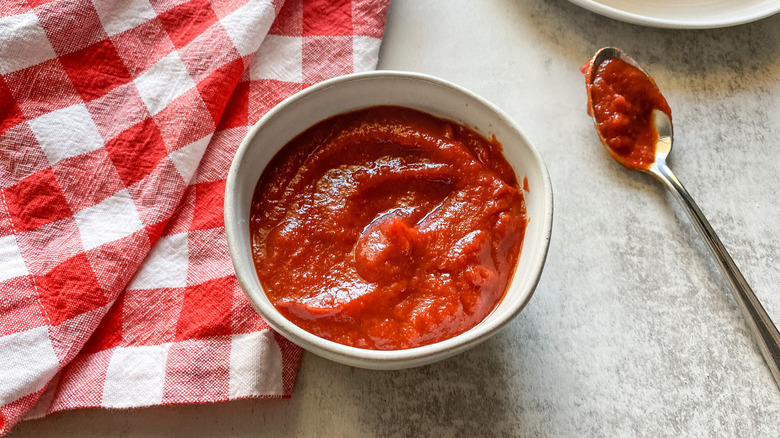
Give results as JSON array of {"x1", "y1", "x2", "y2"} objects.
[
  {"x1": 584, "y1": 57, "x2": 671, "y2": 170},
  {"x1": 250, "y1": 106, "x2": 527, "y2": 350}
]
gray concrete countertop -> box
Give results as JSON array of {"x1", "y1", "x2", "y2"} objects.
[{"x1": 9, "y1": 1, "x2": 780, "y2": 436}]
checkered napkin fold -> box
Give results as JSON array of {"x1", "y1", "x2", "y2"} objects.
[{"x1": 0, "y1": 0, "x2": 389, "y2": 433}]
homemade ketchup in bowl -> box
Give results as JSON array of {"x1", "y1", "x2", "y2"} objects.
[{"x1": 225, "y1": 71, "x2": 552, "y2": 369}]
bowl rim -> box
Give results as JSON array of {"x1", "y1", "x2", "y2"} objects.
[{"x1": 224, "y1": 70, "x2": 553, "y2": 369}]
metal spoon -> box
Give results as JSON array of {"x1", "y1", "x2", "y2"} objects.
[{"x1": 586, "y1": 47, "x2": 780, "y2": 388}]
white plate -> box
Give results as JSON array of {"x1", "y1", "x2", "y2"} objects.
[{"x1": 568, "y1": 0, "x2": 780, "y2": 28}]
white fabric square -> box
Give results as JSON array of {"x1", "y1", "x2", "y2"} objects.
[
  {"x1": 21, "y1": 372, "x2": 60, "y2": 421},
  {"x1": 0, "y1": 234, "x2": 28, "y2": 282},
  {"x1": 221, "y1": 0, "x2": 275, "y2": 57},
  {"x1": 147, "y1": 0, "x2": 189, "y2": 14},
  {"x1": 28, "y1": 104, "x2": 105, "y2": 165},
  {"x1": 74, "y1": 189, "x2": 143, "y2": 251},
  {"x1": 353, "y1": 36, "x2": 381, "y2": 73},
  {"x1": 91, "y1": 0, "x2": 157, "y2": 36},
  {"x1": 102, "y1": 343, "x2": 171, "y2": 408},
  {"x1": 0, "y1": 11, "x2": 57, "y2": 75},
  {"x1": 134, "y1": 52, "x2": 196, "y2": 116},
  {"x1": 169, "y1": 134, "x2": 212, "y2": 184},
  {"x1": 229, "y1": 330, "x2": 283, "y2": 398},
  {"x1": 0, "y1": 326, "x2": 60, "y2": 406},
  {"x1": 250, "y1": 35, "x2": 302, "y2": 82},
  {"x1": 127, "y1": 232, "x2": 189, "y2": 290}
]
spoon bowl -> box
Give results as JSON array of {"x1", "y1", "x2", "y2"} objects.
[
  {"x1": 585, "y1": 47, "x2": 780, "y2": 388},
  {"x1": 585, "y1": 47, "x2": 672, "y2": 171},
  {"x1": 650, "y1": 109, "x2": 673, "y2": 164},
  {"x1": 588, "y1": 47, "x2": 645, "y2": 78}
]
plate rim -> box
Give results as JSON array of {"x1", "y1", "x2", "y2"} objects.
[{"x1": 568, "y1": 0, "x2": 780, "y2": 29}]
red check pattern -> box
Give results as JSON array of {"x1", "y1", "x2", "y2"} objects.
[{"x1": 0, "y1": 0, "x2": 390, "y2": 433}]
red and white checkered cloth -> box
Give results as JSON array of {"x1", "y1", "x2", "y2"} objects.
[{"x1": 0, "y1": 0, "x2": 389, "y2": 433}]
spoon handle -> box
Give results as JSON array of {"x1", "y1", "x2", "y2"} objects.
[{"x1": 650, "y1": 162, "x2": 780, "y2": 388}]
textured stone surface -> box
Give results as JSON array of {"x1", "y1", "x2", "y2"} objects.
[{"x1": 10, "y1": 0, "x2": 780, "y2": 436}]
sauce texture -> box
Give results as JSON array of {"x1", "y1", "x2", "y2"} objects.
[
  {"x1": 250, "y1": 106, "x2": 527, "y2": 350},
  {"x1": 586, "y1": 57, "x2": 671, "y2": 170}
]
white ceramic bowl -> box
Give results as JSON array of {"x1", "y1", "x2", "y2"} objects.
[{"x1": 225, "y1": 71, "x2": 553, "y2": 370}]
